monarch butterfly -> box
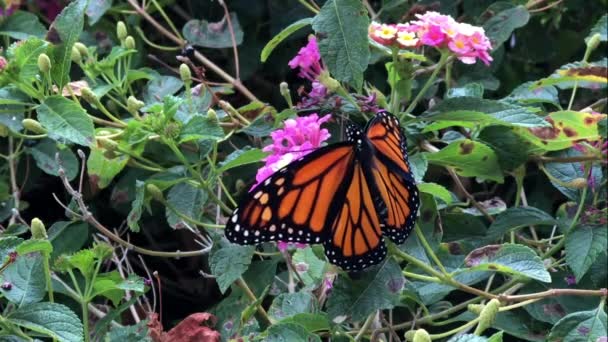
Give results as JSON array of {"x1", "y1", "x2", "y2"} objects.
[{"x1": 225, "y1": 111, "x2": 419, "y2": 270}]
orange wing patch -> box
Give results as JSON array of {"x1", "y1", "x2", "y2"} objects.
[
  {"x1": 323, "y1": 163, "x2": 386, "y2": 270},
  {"x1": 367, "y1": 112, "x2": 410, "y2": 173}
]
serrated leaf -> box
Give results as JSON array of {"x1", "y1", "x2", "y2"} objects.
[
  {"x1": 261, "y1": 18, "x2": 312, "y2": 62},
  {"x1": 487, "y1": 207, "x2": 556, "y2": 240},
  {"x1": 143, "y1": 76, "x2": 183, "y2": 105},
  {"x1": 37, "y1": 96, "x2": 95, "y2": 146},
  {"x1": 8, "y1": 302, "x2": 84, "y2": 342},
  {"x1": 548, "y1": 307, "x2": 607, "y2": 342},
  {"x1": 478, "y1": 126, "x2": 537, "y2": 170},
  {"x1": 0, "y1": 254, "x2": 46, "y2": 306},
  {"x1": 409, "y1": 153, "x2": 427, "y2": 183},
  {"x1": 5, "y1": 37, "x2": 48, "y2": 81},
  {"x1": 532, "y1": 59, "x2": 607, "y2": 89},
  {"x1": 326, "y1": 258, "x2": 403, "y2": 322},
  {"x1": 463, "y1": 243, "x2": 551, "y2": 282},
  {"x1": 28, "y1": 139, "x2": 79, "y2": 181},
  {"x1": 68, "y1": 249, "x2": 96, "y2": 278},
  {"x1": 279, "y1": 313, "x2": 330, "y2": 333},
  {"x1": 565, "y1": 225, "x2": 607, "y2": 281},
  {"x1": 420, "y1": 97, "x2": 548, "y2": 130},
  {"x1": 312, "y1": 0, "x2": 370, "y2": 90},
  {"x1": 544, "y1": 148, "x2": 604, "y2": 200},
  {"x1": 292, "y1": 247, "x2": 326, "y2": 288},
  {"x1": 165, "y1": 183, "x2": 207, "y2": 229},
  {"x1": 503, "y1": 81, "x2": 559, "y2": 107},
  {"x1": 425, "y1": 139, "x2": 503, "y2": 182},
  {"x1": 446, "y1": 83, "x2": 484, "y2": 98},
  {"x1": 209, "y1": 242, "x2": 254, "y2": 293},
  {"x1": 183, "y1": 13, "x2": 244, "y2": 49},
  {"x1": 484, "y1": 6, "x2": 530, "y2": 47},
  {"x1": 179, "y1": 116, "x2": 224, "y2": 143},
  {"x1": 0, "y1": 11, "x2": 46, "y2": 39},
  {"x1": 47, "y1": 0, "x2": 87, "y2": 89},
  {"x1": 48, "y1": 221, "x2": 89, "y2": 260},
  {"x1": 269, "y1": 292, "x2": 316, "y2": 320},
  {"x1": 218, "y1": 148, "x2": 267, "y2": 172},
  {"x1": 105, "y1": 319, "x2": 150, "y2": 342},
  {"x1": 87, "y1": 146, "x2": 129, "y2": 189}
]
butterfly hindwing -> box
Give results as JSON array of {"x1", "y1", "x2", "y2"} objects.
[
  {"x1": 323, "y1": 160, "x2": 387, "y2": 271},
  {"x1": 366, "y1": 112, "x2": 420, "y2": 244},
  {"x1": 225, "y1": 143, "x2": 355, "y2": 245}
]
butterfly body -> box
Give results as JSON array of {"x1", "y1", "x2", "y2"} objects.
[{"x1": 225, "y1": 112, "x2": 419, "y2": 270}]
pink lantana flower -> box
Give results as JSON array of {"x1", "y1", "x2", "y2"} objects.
[
  {"x1": 288, "y1": 35, "x2": 325, "y2": 82},
  {"x1": 253, "y1": 113, "x2": 332, "y2": 251}
]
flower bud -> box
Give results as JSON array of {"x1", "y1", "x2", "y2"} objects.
[
  {"x1": 22, "y1": 119, "x2": 47, "y2": 134},
  {"x1": 468, "y1": 303, "x2": 483, "y2": 314},
  {"x1": 74, "y1": 42, "x2": 88, "y2": 57},
  {"x1": 127, "y1": 96, "x2": 145, "y2": 113},
  {"x1": 317, "y1": 71, "x2": 340, "y2": 92},
  {"x1": 566, "y1": 178, "x2": 588, "y2": 189},
  {"x1": 124, "y1": 36, "x2": 136, "y2": 50},
  {"x1": 179, "y1": 63, "x2": 192, "y2": 83},
  {"x1": 81, "y1": 87, "x2": 100, "y2": 106},
  {"x1": 206, "y1": 108, "x2": 218, "y2": 121},
  {"x1": 412, "y1": 329, "x2": 431, "y2": 342},
  {"x1": 586, "y1": 33, "x2": 602, "y2": 52},
  {"x1": 280, "y1": 82, "x2": 290, "y2": 97},
  {"x1": 97, "y1": 137, "x2": 118, "y2": 151},
  {"x1": 146, "y1": 184, "x2": 165, "y2": 202},
  {"x1": 30, "y1": 218, "x2": 48, "y2": 240},
  {"x1": 71, "y1": 46, "x2": 82, "y2": 63},
  {"x1": 474, "y1": 298, "x2": 500, "y2": 335},
  {"x1": 37, "y1": 53, "x2": 51, "y2": 73},
  {"x1": 117, "y1": 21, "x2": 128, "y2": 41}
]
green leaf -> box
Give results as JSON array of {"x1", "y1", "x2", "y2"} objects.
[
  {"x1": 87, "y1": 146, "x2": 129, "y2": 189},
  {"x1": 441, "y1": 213, "x2": 487, "y2": 245},
  {"x1": 85, "y1": 0, "x2": 112, "y2": 25},
  {"x1": 487, "y1": 207, "x2": 556, "y2": 240},
  {"x1": 68, "y1": 249, "x2": 96, "y2": 278},
  {"x1": 15, "y1": 240, "x2": 52, "y2": 255},
  {"x1": 218, "y1": 148, "x2": 267, "y2": 172},
  {"x1": 478, "y1": 126, "x2": 536, "y2": 170},
  {"x1": 420, "y1": 97, "x2": 548, "y2": 130},
  {"x1": 48, "y1": 221, "x2": 89, "y2": 260},
  {"x1": 445, "y1": 83, "x2": 484, "y2": 98},
  {"x1": 183, "y1": 13, "x2": 244, "y2": 48},
  {"x1": 261, "y1": 18, "x2": 312, "y2": 62},
  {"x1": 454, "y1": 310, "x2": 546, "y2": 341},
  {"x1": 127, "y1": 181, "x2": 146, "y2": 232},
  {"x1": 484, "y1": 6, "x2": 530, "y2": 47},
  {"x1": 143, "y1": 76, "x2": 183, "y2": 105},
  {"x1": 587, "y1": 14, "x2": 607, "y2": 43},
  {"x1": 105, "y1": 319, "x2": 151, "y2": 342},
  {"x1": 37, "y1": 96, "x2": 95, "y2": 146},
  {"x1": 425, "y1": 139, "x2": 503, "y2": 182},
  {"x1": 0, "y1": 11, "x2": 46, "y2": 39},
  {"x1": 312, "y1": 0, "x2": 370, "y2": 90},
  {"x1": 0, "y1": 237, "x2": 23, "y2": 261},
  {"x1": 418, "y1": 182, "x2": 452, "y2": 204},
  {"x1": 488, "y1": 331, "x2": 504, "y2": 342},
  {"x1": 279, "y1": 313, "x2": 330, "y2": 333},
  {"x1": 8, "y1": 302, "x2": 84, "y2": 342},
  {"x1": 0, "y1": 253, "x2": 46, "y2": 306},
  {"x1": 263, "y1": 322, "x2": 321, "y2": 342},
  {"x1": 241, "y1": 259, "x2": 277, "y2": 297},
  {"x1": 92, "y1": 271, "x2": 145, "y2": 306},
  {"x1": 548, "y1": 307, "x2": 607, "y2": 342},
  {"x1": 463, "y1": 243, "x2": 551, "y2": 282},
  {"x1": 209, "y1": 242, "x2": 255, "y2": 293},
  {"x1": 269, "y1": 292, "x2": 316, "y2": 320},
  {"x1": 292, "y1": 247, "x2": 327, "y2": 288},
  {"x1": 165, "y1": 183, "x2": 207, "y2": 229},
  {"x1": 503, "y1": 81, "x2": 559, "y2": 107},
  {"x1": 544, "y1": 149, "x2": 604, "y2": 200},
  {"x1": 599, "y1": 118, "x2": 607, "y2": 139},
  {"x1": 28, "y1": 139, "x2": 79, "y2": 181},
  {"x1": 7, "y1": 37, "x2": 48, "y2": 81},
  {"x1": 516, "y1": 111, "x2": 606, "y2": 151},
  {"x1": 532, "y1": 59, "x2": 607, "y2": 89},
  {"x1": 447, "y1": 334, "x2": 489, "y2": 342},
  {"x1": 326, "y1": 258, "x2": 403, "y2": 322},
  {"x1": 409, "y1": 153, "x2": 427, "y2": 183},
  {"x1": 179, "y1": 116, "x2": 225, "y2": 143},
  {"x1": 565, "y1": 225, "x2": 608, "y2": 281},
  {"x1": 47, "y1": 0, "x2": 87, "y2": 89}
]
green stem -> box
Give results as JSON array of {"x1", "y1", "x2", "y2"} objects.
[
  {"x1": 429, "y1": 317, "x2": 480, "y2": 340},
  {"x1": 403, "y1": 52, "x2": 449, "y2": 117},
  {"x1": 415, "y1": 224, "x2": 447, "y2": 274},
  {"x1": 297, "y1": 0, "x2": 319, "y2": 13},
  {"x1": 402, "y1": 271, "x2": 441, "y2": 283},
  {"x1": 389, "y1": 48, "x2": 400, "y2": 115},
  {"x1": 81, "y1": 301, "x2": 90, "y2": 342},
  {"x1": 444, "y1": 59, "x2": 453, "y2": 90},
  {"x1": 354, "y1": 313, "x2": 376, "y2": 341},
  {"x1": 42, "y1": 252, "x2": 54, "y2": 302}
]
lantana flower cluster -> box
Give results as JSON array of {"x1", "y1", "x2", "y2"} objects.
[{"x1": 369, "y1": 11, "x2": 493, "y2": 65}]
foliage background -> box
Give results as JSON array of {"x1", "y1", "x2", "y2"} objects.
[{"x1": 0, "y1": 0, "x2": 606, "y2": 341}]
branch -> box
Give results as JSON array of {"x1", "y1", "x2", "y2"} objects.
[{"x1": 126, "y1": 0, "x2": 259, "y2": 102}]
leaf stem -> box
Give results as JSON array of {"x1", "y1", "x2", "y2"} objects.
[
  {"x1": 403, "y1": 52, "x2": 449, "y2": 116},
  {"x1": 415, "y1": 224, "x2": 447, "y2": 274}
]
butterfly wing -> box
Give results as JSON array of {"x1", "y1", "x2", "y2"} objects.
[
  {"x1": 225, "y1": 143, "x2": 355, "y2": 245},
  {"x1": 366, "y1": 112, "x2": 420, "y2": 244},
  {"x1": 323, "y1": 159, "x2": 387, "y2": 271}
]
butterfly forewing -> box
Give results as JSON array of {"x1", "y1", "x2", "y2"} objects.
[
  {"x1": 225, "y1": 143, "x2": 355, "y2": 245},
  {"x1": 366, "y1": 112, "x2": 420, "y2": 244}
]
